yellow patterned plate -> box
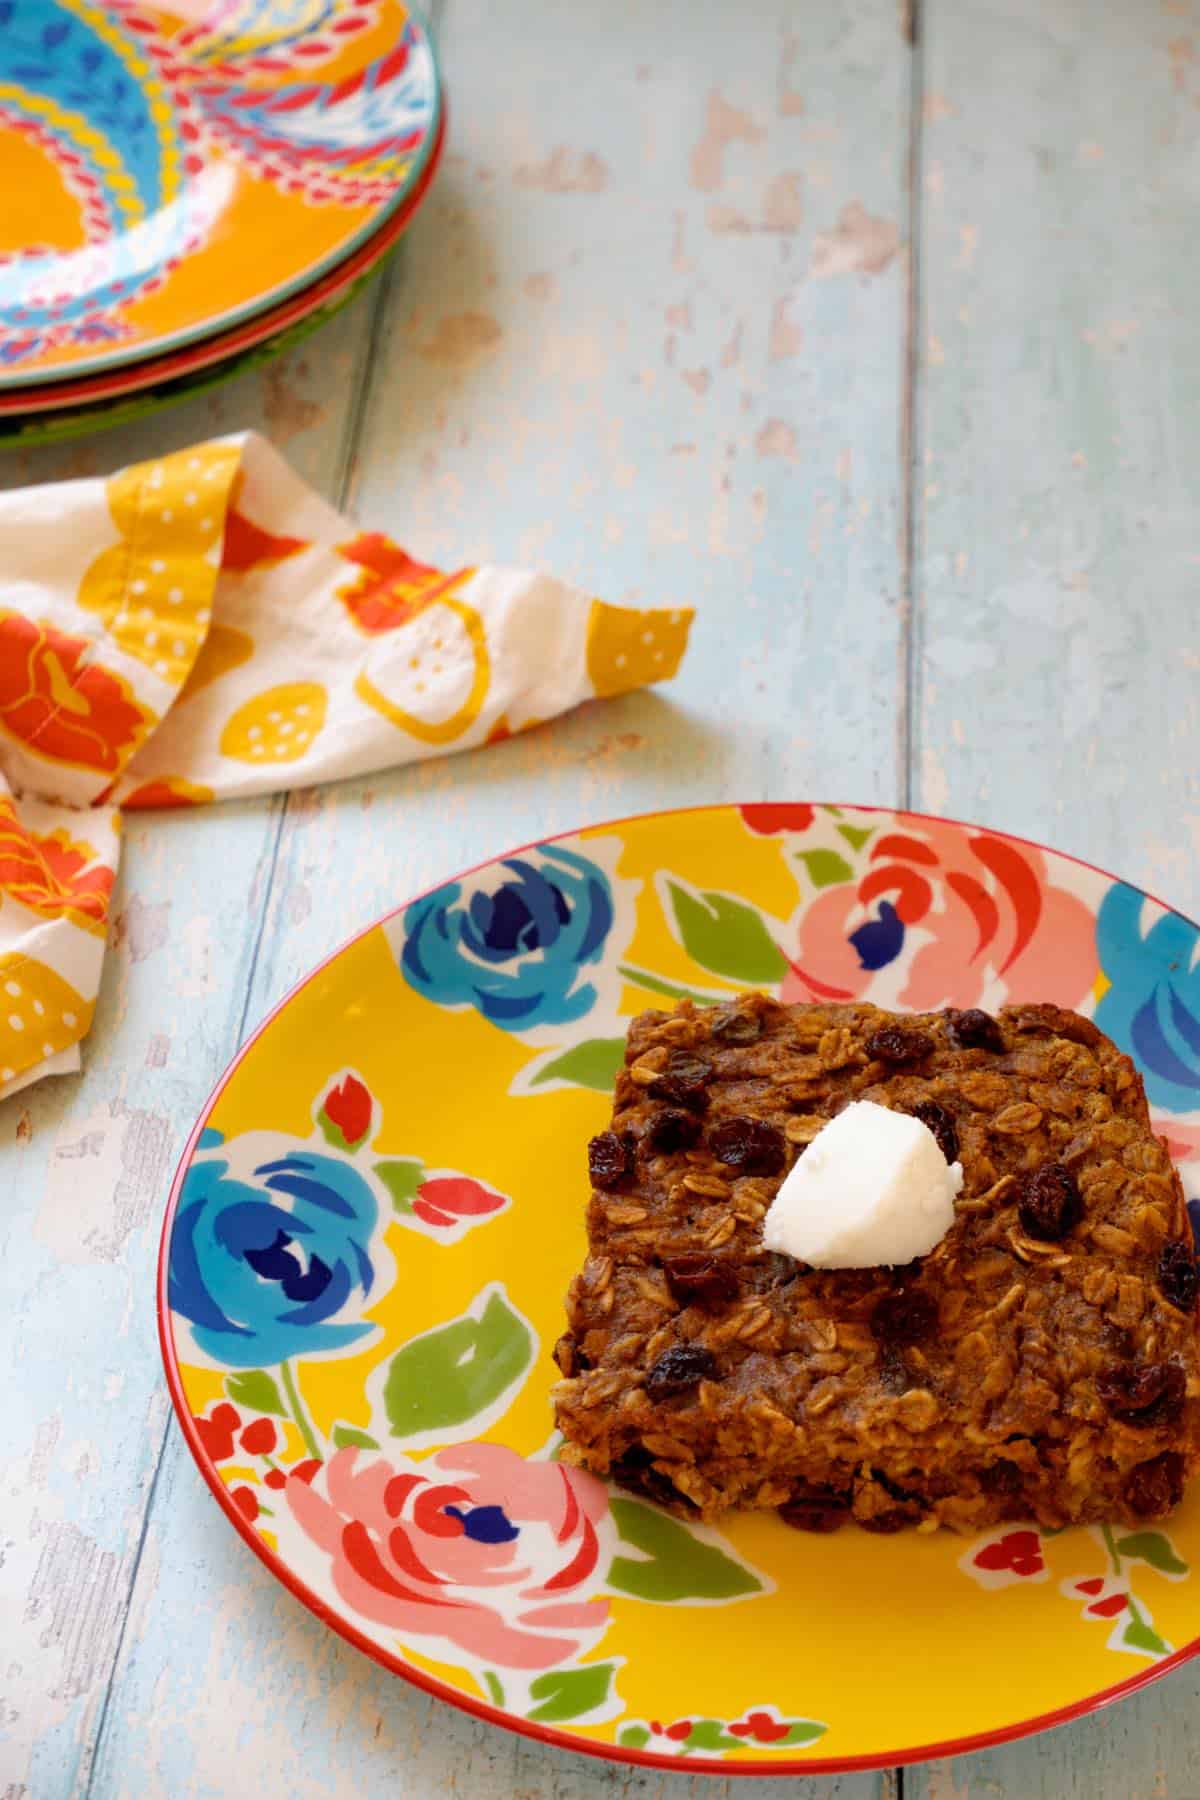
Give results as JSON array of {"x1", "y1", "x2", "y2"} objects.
[
  {"x1": 0, "y1": 0, "x2": 441, "y2": 386},
  {"x1": 159, "y1": 803, "x2": 1200, "y2": 1773}
]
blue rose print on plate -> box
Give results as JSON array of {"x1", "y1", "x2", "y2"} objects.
[
  {"x1": 170, "y1": 1132, "x2": 385, "y2": 1367},
  {"x1": 1095, "y1": 883, "x2": 1200, "y2": 1113},
  {"x1": 399, "y1": 845, "x2": 615, "y2": 1032}
]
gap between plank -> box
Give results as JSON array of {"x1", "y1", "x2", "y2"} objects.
[
  {"x1": 78, "y1": 19, "x2": 441, "y2": 1787},
  {"x1": 899, "y1": 0, "x2": 926, "y2": 813},
  {"x1": 83, "y1": 1, "x2": 919, "y2": 1785},
  {"x1": 895, "y1": 0, "x2": 923, "y2": 1777}
]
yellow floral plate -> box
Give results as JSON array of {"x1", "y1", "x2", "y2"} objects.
[
  {"x1": 0, "y1": 0, "x2": 441, "y2": 385},
  {"x1": 159, "y1": 803, "x2": 1200, "y2": 1773}
]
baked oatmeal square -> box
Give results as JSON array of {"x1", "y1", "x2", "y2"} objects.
[{"x1": 552, "y1": 994, "x2": 1200, "y2": 1533}]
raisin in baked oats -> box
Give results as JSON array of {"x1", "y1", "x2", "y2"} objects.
[{"x1": 552, "y1": 995, "x2": 1200, "y2": 1533}]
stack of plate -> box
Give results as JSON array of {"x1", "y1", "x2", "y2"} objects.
[{"x1": 0, "y1": 0, "x2": 444, "y2": 447}]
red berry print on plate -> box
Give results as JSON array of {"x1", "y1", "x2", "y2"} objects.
[
  {"x1": 739, "y1": 803, "x2": 815, "y2": 836},
  {"x1": 194, "y1": 1402, "x2": 241, "y2": 1463},
  {"x1": 318, "y1": 1070, "x2": 375, "y2": 1150},
  {"x1": 961, "y1": 1529, "x2": 1047, "y2": 1589},
  {"x1": 240, "y1": 1417, "x2": 278, "y2": 1456},
  {"x1": 412, "y1": 1175, "x2": 508, "y2": 1230}
]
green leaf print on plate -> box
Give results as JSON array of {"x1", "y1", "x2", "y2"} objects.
[
  {"x1": 526, "y1": 1662, "x2": 617, "y2": 1723},
  {"x1": 660, "y1": 877, "x2": 788, "y2": 985},
  {"x1": 381, "y1": 1284, "x2": 534, "y2": 1445},
  {"x1": 375, "y1": 1157, "x2": 425, "y2": 1211},
  {"x1": 331, "y1": 1424, "x2": 380, "y2": 1450},
  {"x1": 606, "y1": 1497, "x2": 763, "y2": 1602},
  {"x1": 225, "y1": 1370, "x2": 286, "y2": 1416},
  {"x1": 796, "y1": 848, "x2": 854, "y2": 888},
  {"x1": 529, "y1": 1037, "x2": 626, "y2": 1091},
  {"x1": 617, "y1": 965, "x2": 732, "y2": 1006},
  {"x1": 1114, "y1": 1532, "x2": 1189, "y2": 1577},
  {"x1": 1121, "y1": 1616, "x2": 1171, "y2": 1657}
]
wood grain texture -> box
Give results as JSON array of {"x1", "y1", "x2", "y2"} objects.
[
  {"x1": 349, "y1": 0, "x2": 910, "y2": 821},
  {"x1": 16, "y1": 0, "x2": 1200, "y2": 1792},
  {"x1": 910, "y1": 0, "x2": 1200, "y2": 1794},
  {"x1": 0, "y1": 296, "x2": 391, "y2": 1797},
  {"x1": 4, "y1": 0, "x2": 912, "y2": 1795},
  {"x1": 912, "y1": 0, "x2": 1200, "y2": 915}
]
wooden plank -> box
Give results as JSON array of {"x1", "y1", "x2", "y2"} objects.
[
  {"x1": 911, "y1": 0, "x2": 1200, "y2": 1794},
  {"x1": 0, "y1": 291, "x2": 389, "y2": 1797},
  {"x1": 349, "y1": 0, "x2": 911, "y2": 829},
  {"x1": 90, "y1": 0, "x2": 911, "y2": 1793},
  {"x1": 911, "y1": 0, "x2": 1200, "y2": 913},
  {"x1": 255, "y1": 0, "x2": 915, "y2": 997}
]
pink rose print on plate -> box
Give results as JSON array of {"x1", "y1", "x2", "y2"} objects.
[
  {"x1": 287, "y1": 1443, "x2": 611, "y2": 1669},
  {"x1": 786, "y1": 820, "x2": 1098, "y2": 1011}
]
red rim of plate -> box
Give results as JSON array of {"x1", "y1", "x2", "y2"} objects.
[
  {"x1": 0, "y1": 108, "x2": 446, "y2": 417},
  {"x1": 157, "y1": 800, "x2": 1200, "y2": 1777}
]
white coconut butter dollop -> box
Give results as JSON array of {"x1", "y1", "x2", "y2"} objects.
[{"x1": 761, "y1": 1100, "x2": 962, "y2": 1269}]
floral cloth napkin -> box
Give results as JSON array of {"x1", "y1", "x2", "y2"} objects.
[{"x1": 0, "y1": 432, "x2": 692, "y2": 1099}]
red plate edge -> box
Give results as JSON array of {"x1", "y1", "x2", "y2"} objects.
[{"x1": 155, "y1": 799, "x2": 1200, "y2": 1778}]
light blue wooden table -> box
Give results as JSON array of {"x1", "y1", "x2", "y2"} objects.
[{"x1": 4, "y1": 0, "x2": 1200, "y2": 1793}]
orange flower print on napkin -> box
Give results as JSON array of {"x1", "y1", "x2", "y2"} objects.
[
  {"x1": 0, "y1": 611, "x2": 157, "y2": 778},
  {"x1": 0, "y1": 430, "x2": 693, "y2": 1100},
  {"x1": 336, "y1": 532, "x2": 474, "y2": 634},
  {"x1": 0, "y1": 799, "x2": 114, "y2": 936},
  {"x1": 220, "y1": 508, "x2": 307, "y2": 573},
  {"x1": 122, "y1": 776, "x2": 215, "y2": 811}
]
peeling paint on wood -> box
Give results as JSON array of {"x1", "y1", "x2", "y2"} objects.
[
  {"x1": 810, "y1": 201, "x2": 901, "y2": 276},
  {"x1": 688, "y1": 90, "x2": 766, "y2": 192},
  {"x1": 913, "y1": 0, "x2": 1200, "y2": 1785}
]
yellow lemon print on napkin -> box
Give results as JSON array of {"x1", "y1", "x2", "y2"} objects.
[
  {"x1": 78, "y1": 442, "x2": 242, "y2": 689},
  {"x1": 0, "y1": 954, "x2": 92, "y2": 1083},
  {"x1": 354, "y1": 596, "x2": 490, "y2": 746},
  {"x1": 586, "y1": 600, "x2": 693, "y2": 698},
  {"x1": 220, "y1": 683, "x2": 328, "y2": 765},
  {"x1": 179, "y1": 624, "x2": 255, "y2": 703}
]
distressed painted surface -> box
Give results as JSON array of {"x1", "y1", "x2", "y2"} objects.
[
  {"x1": 0, "y1": 292, "x2": 390, "y2": 1798},
  {"x1": 351, "y1": 0, "x2": 908, "y2": 819},
  {"x1": 3, "y1": 0, "x2": 1198, "y2": 1794},
  {"x1": 912, "y1": 0, "x2": 1200, "y2": 922},
  {"x1": 0, "y1": 1, "x2": 907, "y2": 1789},
  {"x1": 910, "y1": 0, "x2": 1200, "y2": 1791}
]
